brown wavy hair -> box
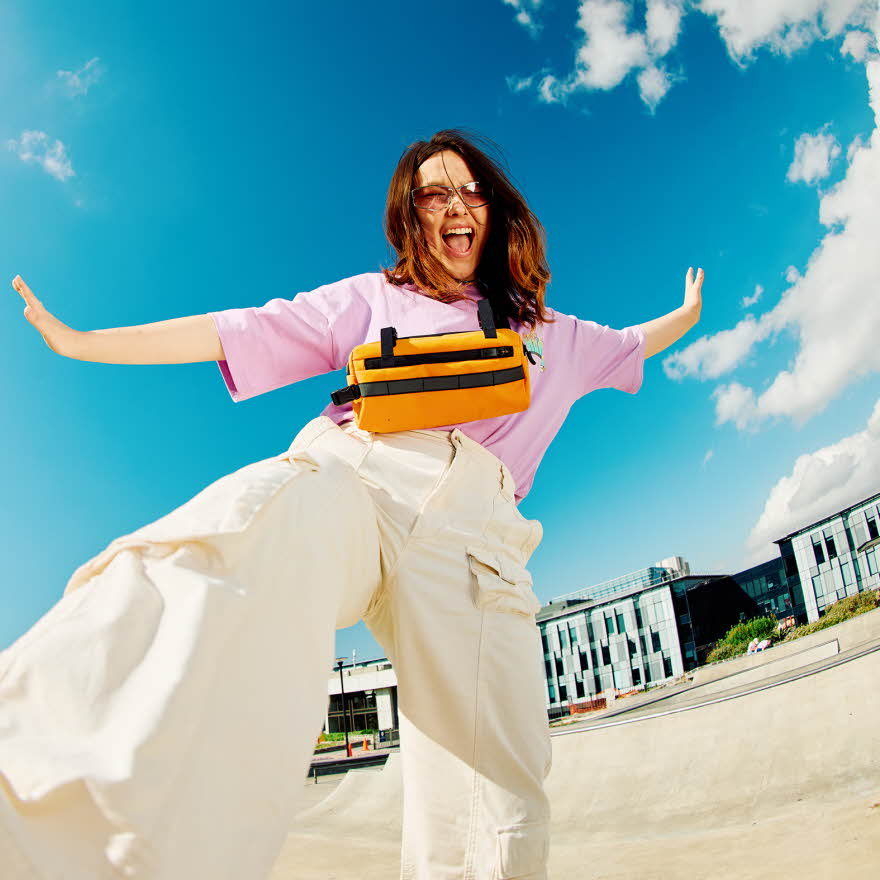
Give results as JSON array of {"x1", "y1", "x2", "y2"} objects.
[{"x1": 381, "y1": 128, "x2": 554, "y2": 329}]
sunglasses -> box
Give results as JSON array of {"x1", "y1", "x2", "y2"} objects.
[{"x1": 411, "y1": 181, "x2": 491, "y2": 212}]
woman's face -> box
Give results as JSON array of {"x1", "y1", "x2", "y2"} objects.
[{"x1": 413, "y1": 150, "x2": 491, "y2": 283}]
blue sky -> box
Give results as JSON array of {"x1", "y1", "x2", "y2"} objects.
[{"x1": 2, "y1": 1, "x2": 878, "y2": 666}]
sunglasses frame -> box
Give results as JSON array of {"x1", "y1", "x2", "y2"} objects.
[{"x1": 410, "y1": 181, "x2": 492, "y2": 212}]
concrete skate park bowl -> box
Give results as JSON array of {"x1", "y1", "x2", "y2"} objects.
[{"x1": 270, "y1": 609, "x2": 880, "y2": 879}]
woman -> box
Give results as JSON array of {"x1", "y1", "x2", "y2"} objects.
[{"x1": 2, "y1": 128, "x2": 703, "y2": 880}]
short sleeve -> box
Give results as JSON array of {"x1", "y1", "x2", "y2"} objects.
[
  {"x1": 207, "y1": 275, "x2": 373, "y2": 402},
  {"x1": 547, "y1": 311, "x2": 646, "y2": 399},
  {"x1": 577, "y1": 320, "x2": 646, "y2": 396}
]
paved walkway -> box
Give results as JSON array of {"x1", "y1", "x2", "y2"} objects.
[{"x1": 270, "y1": 610, "x2": 880, "y2": 878}]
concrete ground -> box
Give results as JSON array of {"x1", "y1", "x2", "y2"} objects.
[{"x1": 270, "y1": 610, "x2": 880, "y2": 879}]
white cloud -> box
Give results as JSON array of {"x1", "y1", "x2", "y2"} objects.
[
  {"x1": 56, "y1": 56, "x2": 104, "y2": 97},
  {"x1": 787, "y1": 128, "x2": 842, "y2": 185},
  {"x1": 664, "y1": 313, "x2": 775, "y2": 380},
  {"x1": 742, "y1": 283, "x2": 764, "y2": 308},
  {"x1": 745, "y1": 398, "x2": 880, "y2": 560},
  {"x1": 696, "y1": 0, "x2": 876, "y2": 62},
  {"x1": 503, "y1": 0, "x2": 544, "y2": 35},
  {"x1": 506, "y1": 0, "x2": 683, "y2": 110},
  {"x1": 841, "y1": 28, "x2": 877, "y2": 61},
  {"x1": 573, "y1": 0, "x2": 649, "y2": 90},
  {"x1": 666, "y1": 26, "x2": 880, "y2": 431},
  {"x1": 637, "y1": 64, "x2": 672, "y2": 111},
  {"x1": 702, "y1": 449, "x2": 715, "y2": 467},
  {"x1": 647, "y1": 0, "x2": 684, "y2": 55},
  {"x1": 5, "y1": 130, "x2": 75, "y2": 181},
  {"x1": 506, "y1": 74, "x2": 535, "y2": 92},
  {"x1": 507, "y1": 1, "x2": 876, "y2": 109}
]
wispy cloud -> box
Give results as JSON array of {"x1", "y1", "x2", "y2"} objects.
[
  {"x1": 841, "y1": 28, "x2": 877, "y2": 61},
  {"x1": 56, "y1": 56, "x2": 105, "y2": 97},
  {"x1": 745, "y1": 398, "x2": 880, "y2": 561},
  {"x1": 741, "y1": 284, "x2": 763, "y2": 308},
  {"x1": 698, "y1": 0, "x2": 877, "y2": 63},
  {"x1": 506, "y1": 0, "x2": 877, "y2": 111},
  {"x1": 787, "y1": 127, "x2": 841, "y2": 185},
  {"x1": 702, "y1": 449, "x2": 714, "y2": 467},
  {"x1": 5, "y1": 130, "x2": 75, "y2": 182},
  {"x1": 664, "y1": 16, "x2": 880, "y2": 432},
  {"x1": 502, "y1": 0, "x2": 544, "y2": 36}
]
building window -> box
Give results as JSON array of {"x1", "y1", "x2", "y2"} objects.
[
  {"x1": 823, "y1": 528, "x2": 837, "y2": 560},
  {"x1": 558, "y1": 684, "x2": 567, "y2": 702},
  {"x1": 628, "y1": 637, "x2": 637, "y2": 657},
  {"x1": 867, "y1": 514, "x2": 879, "y2": 541},
  {"x1": 605, "y1": 614, "x2": 615, "y2": 635},
  {"x1": 560, "y1": 628, "x2": 568, "y2": 649},
  {"x1": 569, "y1": 623, "x2": 579, "y2": 645},
  {"x1": 651, "y1": 631, "x2": 662, "y2": 652},
  {"x1": 812, "y1": 536, "x2": 826, "y2": 565},
  {"x1": 635, "y1": 607, "x2": 644, "y2": 629},
  {"x1": 867, "y1": 549, "x2": 878, "y2": 576},
  {"x1": 632, "y1": 667, "x2": 641, "y2": 685},
  {"x1": 548, "y1": 684, "x2": 556, "y2": 701},
  {"x1": 601, "y1": 645, "x2": 611, "y2": 665},
  {"x1": 615, "y1": 611, "x2": 626, "y2": 634},
  {"x1": 541, "y1": 633, "x2": 548, "y2": 653},
  {"x1": 545, "y1": 660, "x2": 553, "y2": 678},
  {"x1": 555, "y1": 657, "x2": 564, "y2": 676},
  {"x1": 663, "y1": 657, "x2": 673, "y2": 678},
  {"x1": 575, "y1": 678, "x2": 585, "y2": 699},
  {"x1": 841, "y1": 562, "x2": 853, "y2": 587},
  {"x1": 812, "y1": 574, "x2": 823, "y2": 597}
]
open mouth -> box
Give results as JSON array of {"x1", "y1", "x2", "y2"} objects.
[{"x1": 441, "y1": 227, "x2": 474, "y2": 258}]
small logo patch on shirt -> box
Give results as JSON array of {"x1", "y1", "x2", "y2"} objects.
[{"x1": 522, "y1": 328, "x2": 545, "y2": 371}]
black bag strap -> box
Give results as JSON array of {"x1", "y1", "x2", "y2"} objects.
[
  {"x1": 380, "y1": 326, "x2": 398, "y2": 368},
  {"x1": 477, "y1": 299, "x2": 497, "y2": 338}
]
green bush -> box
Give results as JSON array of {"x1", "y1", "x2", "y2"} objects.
[
  {"x1": 781, "y1": 590, "x2": 880, "y2": 642},
  {"x1": 705, "y1": 615, "x2": 778, "y2": 664}
]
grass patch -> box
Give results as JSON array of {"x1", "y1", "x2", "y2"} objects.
[
  {"x1": 706, "y1": 615, "x2": 778, "y2": 663},
  {"x1": 780, "y1": 590, "x2": 880, "y2": 642},
  {"x1": 705, "y1": 589, "x2": 880, "y2": 664}
]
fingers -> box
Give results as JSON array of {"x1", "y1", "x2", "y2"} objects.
[
  {"x1": 11, "y1": 275, "x2": 38, "y2": 304},
  {"x1": 686, "y1": 267, "x2": 705, "y2": 284}
]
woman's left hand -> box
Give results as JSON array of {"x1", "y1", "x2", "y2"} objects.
[{"x1": 683, "y1": 267, "x2": 704, "y2": 315}]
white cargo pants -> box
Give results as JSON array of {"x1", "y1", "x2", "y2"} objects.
[{"x1": 0, "y1": 415, "x2": 552, "y2": 880}]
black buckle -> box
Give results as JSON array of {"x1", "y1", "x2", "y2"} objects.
[
  {"x1": 380, "y1": 326, "x2": 398, "y2": 367},
  {"x1": 330, "y1": 384, "x2": 362, "y2": 406}
]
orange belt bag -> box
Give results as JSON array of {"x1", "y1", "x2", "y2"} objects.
[{"x1": 330, "y1": 299, "x2": 532, "y2": 432}]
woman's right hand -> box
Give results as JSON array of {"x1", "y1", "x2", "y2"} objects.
[{"x1": 11, "y1": 275, "x2": 77, "y2": 356}]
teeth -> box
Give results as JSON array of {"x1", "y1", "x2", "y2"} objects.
[{"x1": 443, "y1": 227, "x2": 473, "y2": 235}]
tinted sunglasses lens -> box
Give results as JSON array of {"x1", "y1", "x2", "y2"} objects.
[{"x1": 412, "y1": 184, "x2": 489, "y2": 210}]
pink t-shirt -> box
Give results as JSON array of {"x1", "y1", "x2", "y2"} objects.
[{"x1": 208, "y1": 272, "x2": 645, "y2": 502}]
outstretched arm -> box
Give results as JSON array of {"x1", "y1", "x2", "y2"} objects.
[
  {"x1": 638, "y1": 267, "x2": 703, "y2": 359},
  {"x1": 11, "y1": 274, "x2": 225, "y2": 364}
]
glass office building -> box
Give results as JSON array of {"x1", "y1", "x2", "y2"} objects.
[
  {"x1": 538, "y1": 573, "x2": 687, "y2": 720},
  {"x1": 774, "y1": 490, "x2": 880, "y2": 622}
]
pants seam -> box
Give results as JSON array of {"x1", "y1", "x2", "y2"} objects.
[{"x1": 463, "y1": 607, "x2": 486, "y2": 880}]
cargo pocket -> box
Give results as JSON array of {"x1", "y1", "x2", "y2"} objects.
[
  {"x1": 466, "y1": 546, "x2": 542, "y2": 618},
  {"x1": 495, "y1": 820, "x2": 550, "y2": 879}
]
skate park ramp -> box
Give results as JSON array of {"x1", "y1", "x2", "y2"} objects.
[{"x1": 270, "y1": 610, "x2": 880, "y2": 879}]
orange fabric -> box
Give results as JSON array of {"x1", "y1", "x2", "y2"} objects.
[{"x1": 345, "y1": 327, "x2": 531, "y2": 432}]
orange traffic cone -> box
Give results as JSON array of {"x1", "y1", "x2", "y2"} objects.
[
  {"x1": 347, "y1": 742, "x2": 353, "y2": 757},
  {"x1": 363, "y1": 737, "x2": 369, "y2": 751}
]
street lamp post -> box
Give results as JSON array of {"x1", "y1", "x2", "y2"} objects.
[{"x1": 335, "y1": 657, "x2": 351, "y2": 757}]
